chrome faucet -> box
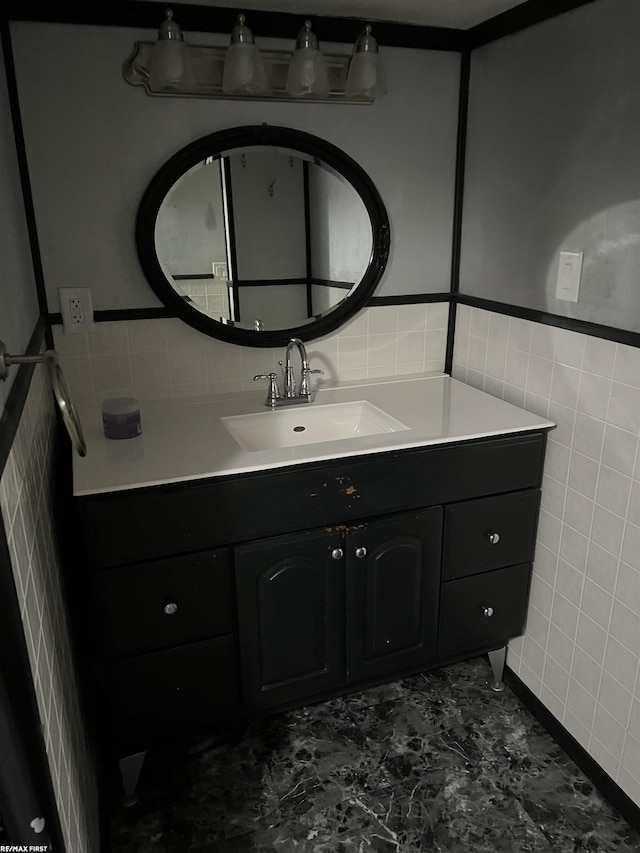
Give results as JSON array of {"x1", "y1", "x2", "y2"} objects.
[
  {"x1": 254, "y1": 338, "x2": 323, "y2": 408},
  {"x1": 284, "y1": 338, "x2": 308, "y2": 397}
]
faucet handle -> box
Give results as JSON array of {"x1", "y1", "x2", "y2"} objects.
[
  {"x1": 253, "y1": 372, "x2": 280, "y2": 407},
  {"x1": 299, "y1": 367, "x2": 324, "y2": 396}
]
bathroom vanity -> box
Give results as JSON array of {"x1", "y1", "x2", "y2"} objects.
[{"x1": 73, "y1": 374, "x2": 553, "y2": 797}]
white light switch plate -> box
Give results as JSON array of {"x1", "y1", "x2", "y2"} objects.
[{"x1": 555, "y1": 251, "x2": 583, "y2": 303}]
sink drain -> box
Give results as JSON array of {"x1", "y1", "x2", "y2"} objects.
[{"x1": 293, "y1": 426, "x2": 306, "y2": 432}]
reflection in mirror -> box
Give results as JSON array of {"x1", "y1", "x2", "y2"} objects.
[
  {"x1": 136, "y1": 126, "x2": 390, "y2": 347},
  {"x1": 155, "y1": 146, "x2": 372, "y2": 331}
]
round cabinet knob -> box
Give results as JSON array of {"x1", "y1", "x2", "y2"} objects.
[
  {"x1": 331, "y1": 548, "x2": 344, "y2": 560},
  {"x1": 482, "y1": 605, "x2": 494, "y2": 618},
  {"x1": 487, "y1": 532, "x2": 501, "y2": 545},
  {"x1": 355, "y1": 546, "x2": 367, "y2": 559},
  {"x1": 163, "y1": 602, "x2": 178, "y2": 616}
]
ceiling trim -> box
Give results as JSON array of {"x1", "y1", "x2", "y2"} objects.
[
  {"x1": 2, "y1": 0, "x2": 599, "y2": 52},
  {"x1": 467, "y1": 0, "x2": 598, "y2": 48},
  {"x1": 2, "y1": 0, "x2": 467, "y2": 50}
]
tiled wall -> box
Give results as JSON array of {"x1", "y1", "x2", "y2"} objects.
[
  {"x1": 52, "y1": 302, "x2": 449, "y2": 408},
  {"x1": 453, "y1": 304, "x2": 640, "y2": 806},
  {"x1": 0, "y1": 366, "x2": 99, "y2": 852},
  {"x1": 177, "y1": 278, "x2": 230, "y2": 321}
]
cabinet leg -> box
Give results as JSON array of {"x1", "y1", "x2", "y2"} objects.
[
  {"x1": 119, "y1": 751, "x2": 146, "y2": 807},
  {"x1": 487, "y1": 646, "x2": 506, "y2": 692}
]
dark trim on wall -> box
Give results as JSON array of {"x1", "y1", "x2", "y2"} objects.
[
  {"x1": 467, "y1": 0, "x2": 598, "y2": 49},
  {"x1": 457, "y1": 294, "x2": 640, "y2": 349},
  {"x1": 445, "y1": 49, "x2": 470, "y2": 375},
  {"x1": 234, "y1": 278, "x2": 308, "y2": 287},
  {"x1": 47, "y1": 307, "x2": 173, "y2": 327},
  {"x1": 505, "y1": 666, "x2": 640, "y2": 835},
  {"x1": 0, "y1": 23, "x2": 51, "y2": 347},
  {"x1": 368, "y1": 293, "x2": 451, "y2": 306},
  {"x1": 303, "y1": 161, "x2": 313, "y2": 319},
  {"x1": 0, "y1": 317, "x2": 46, "y2": 478},
  {"x1": 173, "y1": 273, "x2": 215, "y2": 281}
]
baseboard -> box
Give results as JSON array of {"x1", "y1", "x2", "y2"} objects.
[{"x1": 505, "y1": 665, "x2": 640, "y2": 834}]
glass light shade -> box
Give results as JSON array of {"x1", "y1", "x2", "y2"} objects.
[
  {"x1": 222, "y1": 15, "x2": 269, "y2": 96},
  {"x1": 345, "y1": 26, "x2": 386, "y2": 100},
  {"x1": 149, "y1": 8, "x2": 194, "y2": 93},
  {"x1": 149, "y1": 39, "x2": 194, "y2": 92},
  {"x1": 286, "y1": 21, "x2": 330, "y2": 98}
]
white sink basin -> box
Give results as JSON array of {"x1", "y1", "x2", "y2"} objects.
[{"x1": 222, "y1": 400, "x2": 410, "y2": 452}]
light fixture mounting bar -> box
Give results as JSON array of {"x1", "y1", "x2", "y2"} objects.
[{"x1": 123, "y1": 42, "x2": 374, "y2": 104}]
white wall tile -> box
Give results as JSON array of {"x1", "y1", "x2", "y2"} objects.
[
  {"x1": 555, "y1": 328, "x2": 586, "y2": 368},
  {"x1": 621, "y1": 733, "x2": 640, "y2": 782},
  {"x1": 568, "y1": 452, "x2": 599, "y2": 500},
  {"x1": 573, "y1": 413, "x2": 605, "y2": 461},
  {"x1": 621, "y1": 525, "x2": 640, "y2": 573},
  {"x1": 555, "y1": 559, "x2": 584, "y2": 605},
  {"x1": 452, "y1": 306, "x2": 640, "y2": 807},
  {"x1": 0, "y1": 369, "x2": 98, "y2": 852},
  {"x1": 608, "y1": 382, "x2": 640, "y2": 434},
  {"x1": 53, "y1": 305, "x2": 449, "y2": 406},
  {"x1": 598, "y1": 672, "x2": 633, "y2": 728},
  {"x1": 601, "y1": 424, "x2": 639, "y2": 475},
  {"x1": 615, "y1": 562, "x2": 640, "y2": 615},
  {"x1": 542, "y1": 654, "x2": 570, "y2": 702},
  {"x1": 603, "y1": 637, "x2": 639, "y2": 693},
  {"x1": 613, "y1": 344, "x2": 640, "y2": 388},
  {"x1": 596, "y1": 466, "x2": 632, "y2": 518},
  {"x1": 586, "y1": 543, "x2": 619, "y2": 594},
  {"x1": 571, "y1": 646, "x2": 602, "y2": 698},
  {"x1": 580, "y1": 579, "x2": 613, "y2": 630},
  {"x1": 582, "y1": 337, "x2": 617, "y2": 379},
  {"x1": 591, "y1": 506, "x2": 625, "y2": 559}
]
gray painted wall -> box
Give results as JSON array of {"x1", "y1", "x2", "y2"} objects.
[
  {"x1": 0, "y1": 38, "x2": 40, "y2": 414},
  {"x1": 9, "y1": 22, "x2": 460, "y2": 313},
  {"x1": 460, "y1": 0, "x2": 640, "y2": 333}
]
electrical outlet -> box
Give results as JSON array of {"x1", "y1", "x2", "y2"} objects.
[{"x1": 59, "y1": 287, "x2": 94, "y2": 334}]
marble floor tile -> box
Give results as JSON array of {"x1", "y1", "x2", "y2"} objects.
[{"x1": 110, "y1": 658, "x2": 640, "y2": 852}]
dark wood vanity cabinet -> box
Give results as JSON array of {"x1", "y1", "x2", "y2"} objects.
[
  {"x1": 77, "y1": 430, "x2": 548, "y2": 759},
  {"x1": 235, "y1": 508, "x2": 442, "y2": 711}
]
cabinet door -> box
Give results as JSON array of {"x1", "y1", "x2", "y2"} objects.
[
  {"x1": 347, "y1": 508, "x2": 442, "y2": 682},
  {"x1": 235, "y1": 528, "x2": 345, "y2": 710}
]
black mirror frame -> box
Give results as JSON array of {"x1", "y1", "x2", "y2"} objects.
[{"x1": 136, "y1": 125, "x2": 391, "y2": 348}]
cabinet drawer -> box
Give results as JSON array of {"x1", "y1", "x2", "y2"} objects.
[
  {"x1": 94, "y1": 549, "x2": 233, "y2": 658},
  {"x1": 438, "y1": 563, "x2": 531, "y2": 655},
  {"x1": 443, "y1": 489, "x2": 539, "y2": 580},
  {"x1": 108, "y1": 635, "x2": 240, "y2": 749}
]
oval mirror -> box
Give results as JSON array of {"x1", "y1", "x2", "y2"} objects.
[{"x1": 136, "y1": 125, "x2": 390, "y2": 347}]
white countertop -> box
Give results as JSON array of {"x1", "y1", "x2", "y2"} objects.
[{"x1": 72, "y1": 373, "x2": 555, "y2": 496}]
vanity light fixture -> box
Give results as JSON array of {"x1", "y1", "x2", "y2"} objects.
[
  {"x1": 123, "y1": 9, "x2": 386, "y2": 104},
  {"x1": 222, "y1": 13, "x2": 269, "y2": 96},
  {"x1": 148, "y1": 8, "x2": 195, "y2": 93},
  {"x1": 345, "y1": 25, "x2": 387, "y2": 100},
  {"x1": 285, "y1": 20, "x2": 330, "y2": 99}
]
